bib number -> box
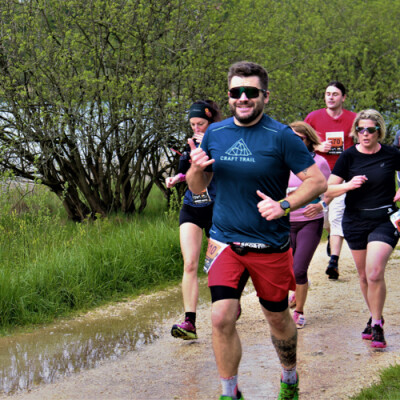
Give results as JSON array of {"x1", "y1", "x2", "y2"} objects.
[
  {"x1": 204, "y1": 239, "x2": 229, "y2": 274},
  {"x1": 326, "y1": 131, "x2": 344, "y2": 155}
]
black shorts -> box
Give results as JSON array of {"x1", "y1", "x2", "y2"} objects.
[
  {"x1": 342, "y1": 209, "x2": 399, "y2": 250},
  {"x1": 179, "y1": 203, "x2": 213, "y2": 238}
]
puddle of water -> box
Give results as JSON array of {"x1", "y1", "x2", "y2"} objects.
[{"x1": 0, "y1": 280, "x2": 213, "y2": 394}]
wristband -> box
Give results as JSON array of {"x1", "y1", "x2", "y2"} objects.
[
  {"x1": 177, "y1": 173, "x2": 186, "y2": 183},
  {"x1": 319, "y1": 200, "x2": 328, "y2": 212}
]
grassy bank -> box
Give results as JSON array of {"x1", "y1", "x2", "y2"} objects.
[
  {"x1": 350, "y1": 364, "x2": 400, "y2": 399},
  {"x1": 0, "y1": 183, "x2": 189, "y2": 334}
]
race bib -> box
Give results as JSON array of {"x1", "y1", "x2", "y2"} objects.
[
  {"x1": 390, "y1": 209, "x2": 400, "y2": 232},
  {"x1": 326, "y1": 131, "x2": 344, "y2": 155},
  {"x1": 203, "y1": 239, "x2": 229, "y2": 274},
  {"x1": 192, "y1": 189, "x2": 212, "y2": 205}
]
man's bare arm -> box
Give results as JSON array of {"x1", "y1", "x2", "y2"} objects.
[
  {"x1": 288, "y1": 163, "x2": 328, "y2": 211},
  {"x1": 257, "y1": 163, "x2": 327, "y2": 221}
]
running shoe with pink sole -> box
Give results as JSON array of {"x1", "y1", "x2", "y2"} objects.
[
  {"x1": 371, "y1": 325, "x2": 387, "y2": 348},
  {"x1": 293, "y1": 311, "x2": 306, "y2": 329},
  {"x1": 362, "y1": 316, "x2": 384, "y2": 340}
]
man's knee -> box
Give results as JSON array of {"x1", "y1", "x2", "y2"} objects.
[
  {"x1": 265, "y1": 309, "x2": 292, "y2": 331},
  {"x1": 211, "y1": 299, "x2": 238, "y2": 332}
]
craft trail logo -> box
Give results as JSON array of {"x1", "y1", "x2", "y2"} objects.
[{"x1": 220, "y1": 139, "x2": 255, "y2": 163}]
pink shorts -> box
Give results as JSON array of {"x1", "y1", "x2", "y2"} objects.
[{"x1": 208, "y1": 246, "x2": 295, "y2": 302}]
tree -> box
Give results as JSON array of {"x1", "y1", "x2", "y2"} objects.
[{"x1": 0, "y1": 0, "x2": 227, "y2": 220}]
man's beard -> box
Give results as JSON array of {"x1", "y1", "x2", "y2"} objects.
[{"x1": 230, "y1": 100, "x2": 264, "y2": 125}]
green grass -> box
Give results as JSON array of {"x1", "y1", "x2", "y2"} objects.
[
  {"x1": 350, "y1": 364, "x2": 400, "y2": 399},
  {"x1": 0, "y1": 183, "x2": 190, "y2": 334}
]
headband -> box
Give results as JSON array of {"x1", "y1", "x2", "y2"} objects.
[{"x1": 188, "y1": 103, "x2": 214, "y2": 122}]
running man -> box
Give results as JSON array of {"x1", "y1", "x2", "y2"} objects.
[
  {"x1": 305, "y1": 82, "x2": 356, "y2": 279},
  {"x1": 187, "y1": 61, "x2": 327, "y2": 400}
]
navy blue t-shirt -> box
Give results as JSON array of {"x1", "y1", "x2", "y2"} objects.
[{"x1": 201, "y1": 114, "x2": 315, "y2": 247}]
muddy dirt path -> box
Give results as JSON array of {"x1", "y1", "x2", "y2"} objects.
[{"x1": 3, "y1": 242, "x2": 400, "y2": 400}]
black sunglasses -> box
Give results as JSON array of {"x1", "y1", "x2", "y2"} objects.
[
  {"x1": 229, "y1": 86, "x2": 267, "y2": 99},
  {"x1": 355, "y1": 126, "x2": 380, "y2": 134}
]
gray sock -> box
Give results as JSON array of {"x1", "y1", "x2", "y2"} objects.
[
  {"x1": 281, "y1": 366, "x2": 297, "y2": 385},
  {"x1": 221, "y1": 375, "x2": 238, "y2": 397}
]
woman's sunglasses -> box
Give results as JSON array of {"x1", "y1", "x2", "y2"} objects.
[
  {"x1": 355, "y1": 126, "x2": 380, "y2": 134},
  {"x1": 228, "y1": 86, "x2": 267, "y2": 99}
]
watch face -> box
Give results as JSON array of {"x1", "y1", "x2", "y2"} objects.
[{"x1": 280, "y1": 200, "x2": 290, "y2": 210}]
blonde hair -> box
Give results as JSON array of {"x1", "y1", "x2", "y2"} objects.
[
  {"x1": 290, "y1": 121, "x2": 321, "y2": 151},
  {"x1": 350, "y1": 109, "x2": 386, "y2": 143}
]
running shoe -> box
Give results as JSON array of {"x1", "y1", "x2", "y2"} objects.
[
  {"x1": 292, "y1": 311, "x2": 306, "y2": 329},
  {"x1": 278, "y1": 375, "x2": 299, "y2": 399},
  {"x1": 361, "y1": 317, "x2": 373, "y2": 340},
  {"x1": 289, "y1": 292, "x2": 296, "y2": 309},
  {"x1": 219, "y1": 390, "x2": 244, "y2": 400},
  {"x1": 171, "y1": 318, "x2": 198, "y2": 340},
  {"x1": 362, "y1": 316, "x2": 384, "y2": 340},
  {"x1": 325, "y1": 262, "x2": 339, "y2": 280},
  {"x1": 371, "y1": 325, "x2": 387, "y2": 348}
]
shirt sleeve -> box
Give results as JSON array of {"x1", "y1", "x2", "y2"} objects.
[
  {"x1": 331, "y1": 151, "x2": 349, "y2": 180},
  {"x1": 318, "y1": 156, "x2": 331, "y2": 180}
]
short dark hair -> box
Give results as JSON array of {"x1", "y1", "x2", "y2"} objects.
[
  {"x1": 228, "y1": 61, "x2": 269, "y2": 91},
  {"x1": 325, "y1": 81, "x2": 346, "y2": 96}
]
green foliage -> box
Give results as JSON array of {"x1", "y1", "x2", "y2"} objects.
[
  {"x1": 0, "y1": 184, "x2": 185, "y2": 331},
  {"x1": 165, "y1": 186, "x2": 184, "y2": 218},
  {"x1": 218, "y1": 0, "x2": 400, "y2": 139},
  {"x1": 351, "y1": 364, "x2": 400, "y2": 399},
  {"x1": 0, "y1": 0, "x2": 230, "y2": 219}
]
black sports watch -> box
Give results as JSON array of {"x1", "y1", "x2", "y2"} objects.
[{"x1": 279, "y1": 200, "x2": 291, "y2": 216}]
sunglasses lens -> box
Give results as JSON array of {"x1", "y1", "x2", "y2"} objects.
[
  {"x1": 229, "y1": 88, "x2": 241, "y2": 98},
  {"x1": 229, "y1": 86, "x2": 262, "y2": 99},
  {"x1": 356, "y1": 126, "x2": 378, "y2": 134},
  {"x1": 244, "y1": 87, "x2": 260, "y2": 98}
]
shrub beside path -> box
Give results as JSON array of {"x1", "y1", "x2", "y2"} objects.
[{"x1": 4, "y1": 242, "x2": 400, "y2": 400}]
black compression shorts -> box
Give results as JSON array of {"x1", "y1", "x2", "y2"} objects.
[{"x1": 179, "y1": 203, "x2": 213, "y2": 238}]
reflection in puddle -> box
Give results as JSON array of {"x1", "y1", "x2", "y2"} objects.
[{"x1": 0, "y1": 280, "x2": 212, "y2": 394}]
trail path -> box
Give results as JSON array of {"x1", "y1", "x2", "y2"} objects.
[{"x1": 3, "y1": 242, "x2": 400, "y2": 400}]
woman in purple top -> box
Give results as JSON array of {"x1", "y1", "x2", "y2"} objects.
[{"x1": 288, "y1": 121, "x2": 331, "y2": 328}]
